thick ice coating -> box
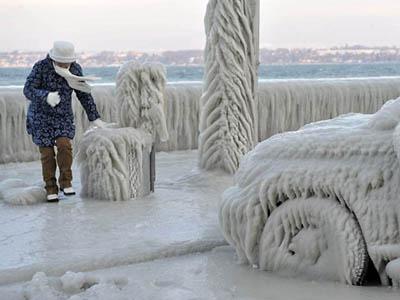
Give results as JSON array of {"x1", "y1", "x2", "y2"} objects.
[
  {"x1": 220, "y1": 97, "x2": 400, "y2": 285},
  {"x1": 386, "y1": 258, "x2": 400, "y2": 287},
  {"x1": 198, "y1": 0, "x2": 258, "y2": 174},
  {"x1": 116, "y1": 62, "x2": 169, "y2": 142},
  {"x1": 23, "y1": 271, "x2": 128, "y2": 300},
  {"x1": 76, "y1": 127, "x2": 152, "y2": 201},
  {"x1": 2, "y1": 78, "x2": 400, "y2": 164},
  {"x1": 0, "y1": 178, "x2": 46, "y2": 205}
]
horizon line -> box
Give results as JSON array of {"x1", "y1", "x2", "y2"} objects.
[{"x1": 2, "y1": 44, "x2": 400, "y2": 53}]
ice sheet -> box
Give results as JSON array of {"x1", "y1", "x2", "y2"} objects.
[
  {"x1": 0, "y1": 150, "x2": 232, "y2": 285},
  {"x1": 1, "y1": 246, "x2": 400, "y2": 300}
]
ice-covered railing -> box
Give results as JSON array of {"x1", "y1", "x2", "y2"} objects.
[
  {"x1": 257, "y1": 78, "x2": 400, "y2": 141},
  {"x1": 0, "y1": 84, "x2": 201, "y2": 163},
  {"x1": 1, "y1": 78, "x2": 400, "y2": 164}
]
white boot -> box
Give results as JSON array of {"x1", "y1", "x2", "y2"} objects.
[
  {"x1": 62, "y1": 187, "x2": 76, "y2": 196},
  {"x1": 47, "y1": 194, "x2": 59, "y2": 202}
]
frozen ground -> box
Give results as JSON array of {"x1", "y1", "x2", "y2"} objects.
[
  {"x1": 0, "y1": 151, "x2": 231, "y2": 284},
  {"x1": 1, "y1": 247, "x2": 400, "y2": 300},
  {"x1": 0, "y1": 150, "x2": 400, "y2": 299}
]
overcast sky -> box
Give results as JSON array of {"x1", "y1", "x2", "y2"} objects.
[{"x1": 0, "y1": 0, "x2": 399, "y2": 51}]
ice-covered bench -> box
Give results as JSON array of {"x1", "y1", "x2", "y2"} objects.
[
  {"x1": 76, "y1": 127, "x2": 152, "y2": 201},
  {"x1": 76, "y1": 62, "x2": 169, "y2": 201}
]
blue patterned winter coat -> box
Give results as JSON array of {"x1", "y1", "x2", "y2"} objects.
[{"x1": 23, "y1": 55, "x2": 100, "y2": 147}]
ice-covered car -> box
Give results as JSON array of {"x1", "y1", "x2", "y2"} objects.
[{"x1": 219, "y1": 98, "x2": 400, "y2": 286}]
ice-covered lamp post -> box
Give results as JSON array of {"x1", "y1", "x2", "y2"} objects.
[{"x1": 199, "y1": 0, "x2": 260, "y2": 174}]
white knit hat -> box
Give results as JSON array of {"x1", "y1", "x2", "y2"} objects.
[{"x1": 49, "y1": 41, "x2": 77, "y2": 63}]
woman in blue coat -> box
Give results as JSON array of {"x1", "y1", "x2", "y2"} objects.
[{"x1": 24, "y1": 41, "x2": 107, "y2": 202}]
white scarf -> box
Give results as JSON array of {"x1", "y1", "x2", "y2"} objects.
[{"x1": 53, "y1": 62, "x2": 100, "y2": 93}]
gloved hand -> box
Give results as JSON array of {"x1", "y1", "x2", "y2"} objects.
[
  {"x1": 46, "y1": 92, "x2": 61, "y2": 108},
  {"x1": 91, "y1": 118, "x2": 108, "y2": 128}
]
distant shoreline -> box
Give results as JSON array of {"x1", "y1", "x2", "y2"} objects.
[
  {"x1": 2, "y1": 62, "x2": 400, "y2": 69},
  {"x1": 3, "y1": 76, "x2": 400, "y2": 90},
  {"x1": 3, "y1": 63, "x2": 400, "y2": 87},
  {"x1": 2, "y1": 46, "x2": 400, "y2": 68}
]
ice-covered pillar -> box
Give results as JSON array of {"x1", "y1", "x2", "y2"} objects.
[{"x1": 199, "y1": 0, "x2": 260, "y2": 174}]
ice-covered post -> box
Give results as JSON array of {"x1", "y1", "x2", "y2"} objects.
[{"x1": 199, "y1": 0, "x2": 260, "y2": 174}]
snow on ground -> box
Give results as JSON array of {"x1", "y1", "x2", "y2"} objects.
[{"x1": 1, "y1": 150, "x2": 400, "y2": 299}]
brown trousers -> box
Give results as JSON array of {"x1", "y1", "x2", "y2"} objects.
[{"x1": 39, "y1": 137, "x2": 73, "y2": 195}]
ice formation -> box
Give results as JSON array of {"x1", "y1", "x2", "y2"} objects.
[
  {"x1": 76, "y1": 127, "x2": 152, "y2": 201},
  {"x1": 0, "y1": 86, "x2": 118, "y2": 164},
  {"x1": 75, "y1": 63, "x2": 169, "y2": 201},
  {"x1": 0, "y1": 178, "x2": 46, "y2": 205},
  {"x1": 116, "y1": 62, "x2": 169, "y2": 142},
  {"x1": 23, "y1": 271, "x2": 128, "y2": 300},
  {"x1": 367, "y1": 98, "x2": 400, "y2": 130},
  {"x1": 220, "y1": 97, "x2": 400, "y2": 285},
  {"x1": 160, "y1": 84, "x2": 201, "y2": 151},
  {"x1": 255, "y1": 78, "x2": 400, "y2": 142},
  {"x1": 386, "y1": 258, "x2": 400, "y2": 287},
  {"x1": 2, "y1": 78, "x2": 400, "y2": 164},
  {"x1": 198, "y1": 0, "x2": 258, "y2": 174}
]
